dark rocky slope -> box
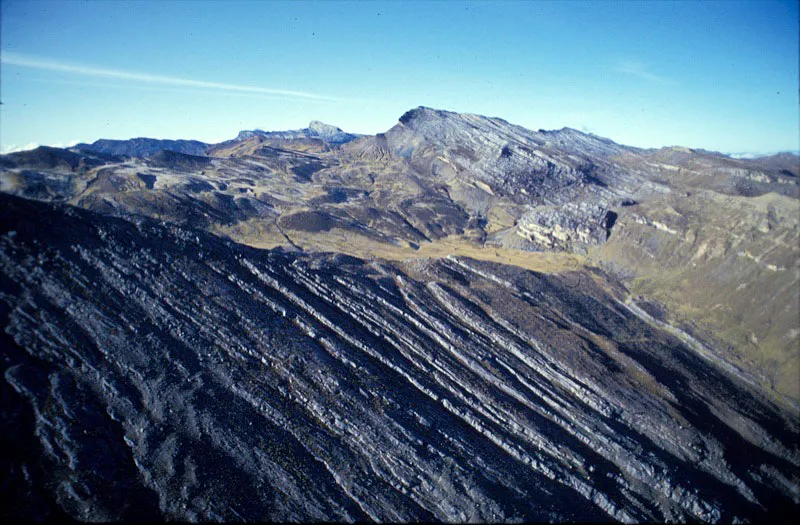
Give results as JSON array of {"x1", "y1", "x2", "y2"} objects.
[
  {"x1": 1, "y1": 194, "x2": 798, "y2": 522},
  {"x1": 0, "y1": 146, "x2": 121, "y2": 173}
]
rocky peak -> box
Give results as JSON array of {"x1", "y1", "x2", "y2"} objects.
[
  {"x1": 236, "y1": 129, "x2": 259, "y2": 140},
  {"x1": 387, "y1": 106, "x2": 631, "y2": 199},
  {"x1": 235, "y1": 121, "x2": 359, "y2": 145},
  {"x1": 398, "y1": 106, "x2": 452, "y2": 125},
  {"x1": 307, "y1": 120, "x2": 341, "y2": 136},
  {"x1": 395, "y1": 107, "x2": 629, "y2": 158}
]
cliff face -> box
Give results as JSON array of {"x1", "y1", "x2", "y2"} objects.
[{"x1": 1, "y1": 193, "x2": 798, "y2": 522}]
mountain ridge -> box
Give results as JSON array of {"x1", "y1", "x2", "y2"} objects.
[
  {"x1": 8, "y1": 107, "x2": 799, "y2": 167},
  {"x1": 73, "y1": 137, "x2": 209, "y2": 158}
]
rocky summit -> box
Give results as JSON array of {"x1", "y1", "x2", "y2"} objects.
[
  {"x1": 235, "y1": 120, "x2": 361, "y2": 144},
  {"x1": 1, "y1": 107, "x2": 798, "y2": 522}
]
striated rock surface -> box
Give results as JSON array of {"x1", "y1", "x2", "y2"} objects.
[
  {"x1": 384, "y1": 107, "x2": 632, "y2": 202},
  {"x1": 1, "y1": 193, "x2": 799, "y2": 522}
]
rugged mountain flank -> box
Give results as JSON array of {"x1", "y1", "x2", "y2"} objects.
[{"x1": 1, "y1": 193, "x2": 798, "y2": 522}]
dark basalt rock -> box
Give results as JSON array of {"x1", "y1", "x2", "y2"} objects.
[
  {"x1": 0, "y1": 193, "x2": 797, "y2": 522},
  {"x1": 136, "y1": 173, "x2": 157, "y2": 190}
]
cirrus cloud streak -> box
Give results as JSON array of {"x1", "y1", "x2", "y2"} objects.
[
  {"x1": 1, "y1": 51, "x2": 341, "y2": 101},
  {"x1": 615, "y1": 60, "x2": 676, "y2": 85}
]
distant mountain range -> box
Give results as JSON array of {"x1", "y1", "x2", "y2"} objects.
[
  {"x1": 69, "y1": 121, "x2": 360, "y2": 159},
  {"x1": 729, "y1": 150, "x2": 800, "y2": 159},
  {"x1": 10, "y1": 118, "x2": 796, "y2": 163},
  {"x1": 73, "y1": 137, "x2": 209, "y2": 158}
]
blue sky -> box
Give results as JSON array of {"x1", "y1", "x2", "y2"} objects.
[{"x1": 1, "y1": 0, "x2": 798, "y2": 154}]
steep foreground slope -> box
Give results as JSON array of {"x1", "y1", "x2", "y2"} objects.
[{"x1": 1, "y1": 194, "x2": 798, "y2": 522}]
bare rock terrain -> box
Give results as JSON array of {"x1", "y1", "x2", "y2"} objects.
[
  {"x1": 1, "y1": 194, "x2": 798, "y2": 522},
  {"x1": 1, "y1": 107, "x2": 798, "y2": 521}
]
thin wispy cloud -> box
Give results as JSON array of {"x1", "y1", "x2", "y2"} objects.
[
  {"x1": 615, "y1": 61, "x2": 675, "y2": 85},
  {"x1": 1, "y1": 51, "x2": 341, "y2": 102},
  {"x1": 21, "y1": 76, "x2": 328, "y2": 103}
]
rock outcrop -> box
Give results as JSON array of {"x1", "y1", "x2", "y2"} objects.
[{"x1": 236, "y1": 121, "x2": 360, "y2": 144}]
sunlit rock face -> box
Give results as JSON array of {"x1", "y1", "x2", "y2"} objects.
[
  {"x1": 235, "y1": 121, "x2": 360, "y2": 144},
  {"x1": 1, "y1": 193, "x2": 798, "y2": 522}
]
